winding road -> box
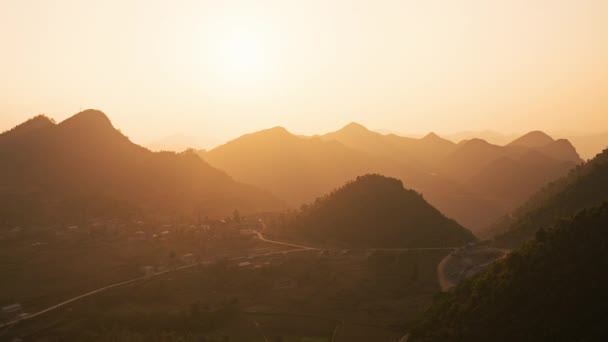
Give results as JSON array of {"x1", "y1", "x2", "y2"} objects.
[
  {"x1": 1, "y1": 228, "x2": 463, "y2": 334},
  {"x1": 0, "y1": 231, "x2": 317, "y2": 329},
  {"x1": 437, "y1": 247, "x2": 511, "y2": 291}
]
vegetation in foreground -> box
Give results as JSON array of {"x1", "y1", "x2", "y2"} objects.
[
  {"x1": 493, "y1": 148, "x2": 608, "y2": 247},
  {"x1": 410, "y1": 204, "x2": 608, "y2": 341}
]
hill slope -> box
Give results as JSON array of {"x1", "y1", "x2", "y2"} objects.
[
  {"x1": 506, "y1": 130, "x2": 555, "y2": 148},
  {"x1": 321, "y1": 122, "x2": 456, "y2": 168},
  {"x1": 492, "y1": 147, "x2": 608, "y2": 246},
  {"x1": 203, "y1": 126, "x2": 582, "y2": 236},
  {"x1": 0, "y1": 110, "x2": 283, "y2": 225},
  {"x1": 271, "y1": 174, "x2": 476, "y2": 248},
  {"x1": 202, "y1": 126, "x2": 410, "y2": 207},
  {"x1": 410, "y1": 204, "x2": 608, "y2": 342}
]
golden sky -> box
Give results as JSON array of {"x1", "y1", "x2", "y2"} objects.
[{"x1": 1, "y1": 0, "x2": 607, "y2": 147}]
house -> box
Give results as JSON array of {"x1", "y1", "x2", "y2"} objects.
[
  {"x1": 2, "y1": 303, "x2": 23, "y2": 316},
  {"x1": 159, "y1": 230, "x2": 170, "y2": 240},
  {"x1": 140, "y1": 266, "x2": 156, "y2": 276},
  {"x1": 237, "y1": 261, "x2": 252, "y2": 268}
]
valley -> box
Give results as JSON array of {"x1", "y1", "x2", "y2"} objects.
[
  {"x1": 0, "y1": 111, "x2": 606, "y2": 341},
  {"x1": 1, "y1": 219, "x2": 450, "y2": 341}
]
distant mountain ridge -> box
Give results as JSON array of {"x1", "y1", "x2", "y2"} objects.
[
  {"x1": 507, "y1": 130, "x2": 555, "y2": 148},
  {"x1": 492, "y1": 146, "x2": 608, "y2": 246},
  {"x1": 201, "y1": 125, "x2": 411, "y2": 209},
  {"x1": 0, "y1": 110, "x2": 284, "y2": 225},
  {"x1": 202, "y1": 122, "x2": 583, "y2": 235}
]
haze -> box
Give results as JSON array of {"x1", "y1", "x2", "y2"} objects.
[
  {"x1": 1, "y1": 0, "x2": 608, "y2": 145},
  {"x1": 4, "y1": 2, "x2": 608, "y2": 340}
]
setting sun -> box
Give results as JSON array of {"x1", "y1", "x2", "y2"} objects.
[{"x1": 216, "y1": 30, "x2": 271, "y2": 84}]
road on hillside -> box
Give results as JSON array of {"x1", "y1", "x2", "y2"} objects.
[
  {"x1": 253, "y1": 231, "x2": 318, "y2": 250},
  {"x1": 437, "y1": 247, "x2": 510, "y2": 291},
  {"x1": 0, "y1": 231, "x2": 315, "y2": 330},
  {"x1": 1, "y1": 228, "x2": 459, "y2": 333}
]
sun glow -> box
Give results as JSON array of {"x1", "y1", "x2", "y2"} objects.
[
  {"x1": 219, "y1": 31, "x2": 267, "y2": 80},
  {"x1": 203, "y1": 19, "x2": 282, "y2": 89}
]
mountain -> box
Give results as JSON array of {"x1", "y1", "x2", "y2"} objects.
[
  {"x1": 270, "y1": 174, "x2": 476, "y2": 248},
  {"x1": 321, "y1": 122, "x2": 457, "y2": 168},
  {"x1": 201, "y1": 126, "x2": 409, "y2": 207},
  {"x1": 491, "y1": 147, "x2": 608, "y2": 246},
  {"x1": 433, "y1": 133, "x2": 581, "y2": 237},
  {"x1": 0, "y1": 114, "x2": 56, "y2": 139},
  {"x1": 465, "y1": 151, "x2": 577, "y2": 215},
  {"x1": 536, "y1": 139, "x2": 583, "y2": 163},
  {"x1": 438, "y1": 138, "x2": 506, "y2": 180},
  {"x1": 438, "y1": 132, "x2": 581, "y2": 181},
  {"x1": 202, "y1": 125, "x2": 583, "y2": 236},
  {"x1": 0, "y1": 110, "x2": 283, "y2": 225},
  {"x1": 322, "y1": 127, "x2": 582, "y2": 234},
  {"x1": 442, "y1": 130, "x2": 521, "y2": 146},
  {"x1": 565, "y1": 131, "x2": 608, "y2": 160},
  {"x1": 506, "y1": 130, "x2": 555, "y2": 148},
  {"x1": 409, "y1": 204, "x2": 608, "y2": 342},
  {"x1": 202, "y1": 124, "x2": 507, "y2": 233}
]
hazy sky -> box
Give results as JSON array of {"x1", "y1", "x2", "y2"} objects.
[{"x1": 1, "y1": 0, "x2": 607, "y2": 147}]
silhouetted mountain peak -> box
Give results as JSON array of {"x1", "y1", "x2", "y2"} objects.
[
  {"x1": 75, "y1": 109, "x2": 111, "y2": 122},
  {"x1": 552, "y1": 138, "x2": 575, "y2": 148},
  {"x1": 340, "y1": 122, "x2": 370, "y2": 133},
  {"x1": 508, "y1": 130, "x2": 555, "y2": 148},
  {"x1": 285, "y1": 174, "x2": 475, "y2": 248},
  {"x1": 227, "y1": 126, "x2": 297, "y2": 145},
  {"x1": 422, "y1": 132, "x2": 441, "y2": 141},
  {"x1": 461, "y1": 138, "x2": 492, "y2": 148},
  {"x1": 57, "y1": 109, "x2": 120, "y2": 136},
  {"x1": 1, "y1": 114, "x2": 55, "y2": 138},
  {"x1": 253, "y1": 126, "x2": 296, "y2": 139},
  {"x1": 266, "y1": 126, "x2": 290, "y2": 134},
  {"x1": 24, "y1": 114, "x2": 55, "y2": 127}
]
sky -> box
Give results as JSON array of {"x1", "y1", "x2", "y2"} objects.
[{"x1": 1, "y1": 0, "x2": 607, "y2": 148}]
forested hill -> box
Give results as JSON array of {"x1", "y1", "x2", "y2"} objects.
[
  {"x1": 493, "y1": 147, "x2": 608, "y2": 247},
  {"x1": 274, "y1": 174, "x2": 475, "y2": 248},
  {"x1": 410, "y1": 203, "x2": 608, "y2": 342},
  {"x1": 0, "y1": 110, "x2": 284, "y2": 225}
]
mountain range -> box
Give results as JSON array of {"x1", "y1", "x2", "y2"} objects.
[
  {"x1": 407, "y1": 142, "x2": 608, "y2": 340},
  {"x1": 201, "y1": 123, "x2": 583, "y2": 235},
  {"x1": 0, "y1": 111, "x2": 589, "y2": 237},
  {"x1": 0, "y1": 110, "x2": 283, "y2": 226},
  {"x1": 492, "y1": 146, "x2": 608, "y2": 247}
]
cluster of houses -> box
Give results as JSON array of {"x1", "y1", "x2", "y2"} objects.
[
  {"x1": 128, "y1": 217, "x2": 264, "y2": 243},
  {"x1": 1, "y1": 303, "x2": 25, "y2": 321}
]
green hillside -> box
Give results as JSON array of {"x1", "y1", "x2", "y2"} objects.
[
  {"x1": 494, "y1": 148, "x2": 608, "y2": 246},
  {"x1": 274, "y1": 174, "x2": 476, "y2": 248},
  {"x1": 410, "y1": 203, "x2": 608, "y2": 342}
]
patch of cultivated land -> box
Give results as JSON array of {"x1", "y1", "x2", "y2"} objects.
[
  {"x1": 0, "y1": 228, "x2": 285, "y2": 316},
  {"x1": 6, "y1": 246, "x2": 449, "y2": 341}
]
